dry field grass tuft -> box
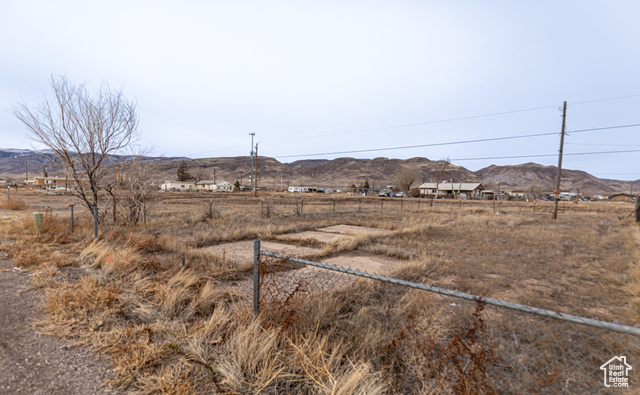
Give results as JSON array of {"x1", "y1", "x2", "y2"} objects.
[
  {"x1": 0, "y1": 196, "x2": 27, "y2": 210},
  {"x1": 0, "y1": 190, "x2": 638, "y2": 393}
]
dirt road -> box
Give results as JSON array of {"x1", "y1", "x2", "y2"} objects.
[{"x1": 0, "y1": 251, "x2": 115, "y2": 394}]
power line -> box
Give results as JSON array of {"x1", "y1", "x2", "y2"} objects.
[
  {"x1": 273, "y1": 122, "x2": 640, "y2": 159},
  {"x1": 450, "y1": 149, "x2": 640, "y2": 162},
  {"x1": 187, "y1": 95, "x2": 640, "y2": 156},
  {"x1": 570, "y1": 94, "x2": 640, "y2": 106},
  {"x1": 567, "y1": 142, "x2": 640, "y2": 148},
  {"x1": 263, "y1": 96, "x2": 640, "y2": 144},
  {"x1": 263, "y1": 104, "x2": 560, "y2": 144},
  {"x1": 273, "y1": 132, "x2": 558, "y2": 159},
  {"x1": 568, "y1": 123, "x2": 640, "y2": 134}
]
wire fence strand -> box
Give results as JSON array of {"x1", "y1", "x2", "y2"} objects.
[{"x1": 256, "y1": 244, "x2": 639, "y2": 393}]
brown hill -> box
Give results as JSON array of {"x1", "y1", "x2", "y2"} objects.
[
  {"x1": 0, "y1": 149, "x2": 638, "y2": 195},
  {"x1": 475, "y1": 163, "x2": 640, "y2": 195}
]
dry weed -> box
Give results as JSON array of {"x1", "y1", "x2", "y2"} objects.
[{"x1": 0, "y1": 196, "x2": 27, "y2": 210}]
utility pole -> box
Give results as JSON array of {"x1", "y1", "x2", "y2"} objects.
[
  {"x1": 280, "y1": 173, "x2": 283, "y2": 192},
  {"x1": 25, "y1": 161, "x2": 28, "y2": 183},
  {"x1": 254, "y1": 143, "x2": 258, "y2": 197},
  {"x1": 249, "y1": 132, "x2": 255, "y2": 191},
  {"x1": 553, "y1": 101, "x2": 567, "y2": 220},
  {"x1": 213, "y1": 168, "x2": 216, "y2": 184}
]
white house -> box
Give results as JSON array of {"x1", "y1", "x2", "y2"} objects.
[
  {"x1": 418, "y1": 182, "x2": 484, "y2": 199},
  {"x1": 288, "y1": 186, "x2": 309, "y2": 193},
  {"x1": 196, "y1": 180, "x2": 233, "y2": 192},
  {"x1": 160, "y1": 181, "x2": 195, "y2": 191}
]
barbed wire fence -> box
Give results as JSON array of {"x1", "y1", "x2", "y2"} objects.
[{"x1": 252, "y1": 240, "x2": 639, "y2": 393}]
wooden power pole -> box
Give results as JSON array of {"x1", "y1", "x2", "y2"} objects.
[
  {"x1": 553, "y1": 101, "x2": 567, "y2": 220},
  {"x1": 254, "y1": 143, "x2": 258, "y2": 197}
]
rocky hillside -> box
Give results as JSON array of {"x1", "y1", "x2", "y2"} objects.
[{"x1": 0, "y1": 148, "x2": 638, "y2": 195}]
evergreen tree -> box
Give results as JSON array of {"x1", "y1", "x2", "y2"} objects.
[
  {"x1": 176, "y1": 160, "x2": 192, "y2": 182},
  {"x1": 234, "y1": 180, "x2": 241, "y2": 191},
  {"x1": 363, "y1": 180, "x2": 370, "y2": 189}
]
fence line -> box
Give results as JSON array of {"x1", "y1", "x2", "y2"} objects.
[{"x1": 254, "y1": 240, "x2": 640, "y2": 336}]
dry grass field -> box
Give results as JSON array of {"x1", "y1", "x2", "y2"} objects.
[{"x1": 0, "y1": 188, "x2": 639, "y2": 393}]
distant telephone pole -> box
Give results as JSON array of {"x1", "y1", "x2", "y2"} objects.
[
  {"x1": 553, "y1": 101, "x2": 567, "y2": 220},
  {"x1": 254, "y1": 143, "x2": 259, "y2": 197},
  {"x1": 25, "y1": 160, "x2": 28, "y2": 182},
  {"x1": 249, "y1": 132, "x2": 255, "y2": 191}
]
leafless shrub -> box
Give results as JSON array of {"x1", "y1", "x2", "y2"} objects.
[
  {"x1": 0, "y1": 196, "x2": 27, "y2": 210},
  {"x1": 202, "y1": 199, "x2": 221, "y2": 221},
  {"x1": 13, "y1": 74, "x2": 139, "y2": 217},
  {"x1": 261, "y1": 199, "x2": 274, "y2": 218},
  {"x1": 294, "y1": 199, "x2": 304, "y2": 217},
  {"x1": 395, "y1": 165, "x2": 419, "y2": 193}
]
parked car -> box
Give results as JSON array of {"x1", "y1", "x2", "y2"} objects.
[
  {"x1": 379, "y1": 191, "x2": 391, "y2": 197},
  {"x1": 395, "y1": 192, "x2": 406, "y2": 197}
]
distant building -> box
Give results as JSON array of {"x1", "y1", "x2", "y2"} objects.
[
  {"x1": 288, "y1": 186, "x2": 309, "y2": 193},
  {"x1": 160, "y1": 181, "x2": 195, "y2": 191},
  {"x1": 609, "y1": 193, "x2": 635, "y2": 202},
  {"x1": 196, "y1": 180, "x2": 232, "y2": 192},
  {"x1": 29, "y1": 177, "x2": 70, "y2": 190},
  {"x1": 418, "y1": 182, "x2": 484, "y2": 199}
]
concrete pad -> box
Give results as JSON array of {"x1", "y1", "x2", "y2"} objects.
[
  {"x1": 277, "y1": 231, "x2": 354, "y2": 244},
  {"x1": 197, "y1": 240, "x2": 319, "y2": 264},
  {"x1": 322, "y1": 254, "x2": 408, "y2": 276},
  {"x1": 317, "y1": 225, "x2": 392, "y2": 236}
]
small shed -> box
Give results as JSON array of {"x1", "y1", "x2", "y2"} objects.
[
  {"x1": 609, "y1": 193, "x2": 635, "y2": 202},
  {"x1": 288, "y1": 186, "x2": 309, "y2": 193},
  {"x1": 196, "y1": 180, "x2": 232, "y2": 191},
  {"x1": 160, "y1": 181, "x2": 195, "y2": 191}
]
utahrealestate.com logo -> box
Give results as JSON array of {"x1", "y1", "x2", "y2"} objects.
[{"x1": 601, "y1": 356, "x2": 632, "y2": 388}]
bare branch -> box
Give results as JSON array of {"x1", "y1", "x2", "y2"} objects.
[{"x1": 13, "y1": 75, "x2": 140, "y2": 215}]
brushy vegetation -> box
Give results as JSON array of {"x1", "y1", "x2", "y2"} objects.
[
  {"x1": 0, "y1": 195, "x2": 27, "y2": 210},
  {"x1": 0, "y1": 191, "x2": 638, "y2": 393}
]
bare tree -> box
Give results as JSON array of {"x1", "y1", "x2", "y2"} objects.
[
  {"x1": 13, "y1": 75, "x2": 139, "y2": 216},
  {"x1": 432, "y1": 158, "x2": 451, "y2": 205},
  {"x1": 120, "y1": 157, "x2": 156, "y2": 226},
  {"x1": 396, "y1": 166, "x2": 419, "y2": 194}
]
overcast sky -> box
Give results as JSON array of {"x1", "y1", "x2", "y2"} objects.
[{"x1": 1, "y1": 1, "x2": 639, "y2": 180}]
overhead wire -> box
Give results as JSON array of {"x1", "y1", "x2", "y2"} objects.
[
  {"x1": 271, "y1": 122, "x2": 640, "y2": 159},
  {"x1": 262, "y1": 104, "x2": 559, "y2": 144},
  {"x1": 450, "y1": 149, "x2": 640, "y2": 162},
  {"x1": 183, "y1": 94, "x2": 640, "y2": 157}
]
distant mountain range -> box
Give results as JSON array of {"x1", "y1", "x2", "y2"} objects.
[{"x1": 0, "y1": 148, "x2": 637, "y2": 195}]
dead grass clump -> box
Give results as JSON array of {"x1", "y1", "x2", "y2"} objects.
[
  {"x1": 80, "y1": 241, "x2": 141, "y2": 276},
  {"x1": 316, "y1": 234, "x2": 374, "y2": 258},
  {"x1": 216, "y1": 320, "x2": 283, "y2": 392},
  {"x1": 7, "y1": 238, "x2": 69, "y2": 269},
  {"x1": 136, "y1": 362, "x2": 213, "y2": 394},
  {"x1": 40, "y1": 276, "x2": 121, "y2": 339},
  {"x1": 258, "y1": 273, "x2": 496, "y2": 393},
  {"x1": 0, "y1": 196, "x2": 27, "y2": 210},
  {"x1": 187, "y1": 249, "x2": 252, "y2": 281}
]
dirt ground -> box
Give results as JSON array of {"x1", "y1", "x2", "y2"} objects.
[
  {"x1": 1, "y1": 189, "x2": 638, "y2": 393},
  {"x1": 0, "y1": 251, "x2": 116, "y2": 395}
]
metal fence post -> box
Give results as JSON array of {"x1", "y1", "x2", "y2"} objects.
[
  {"x1": 7, "y1": 186, "x2": 10, "y2": 203},
  {"x1": 253, "y1": 239, "x2": 261, "y2": 319},
  {"x1": 333, "y1": 198, "x2": 336, "y2": 213},
  {"x1": 93, "y1": 205, "x2": 98, "y2": 240},
  {"x1": 70, "y1": 204, "x2": 74, "y2": 234},
  {"x1": 636, "y1": 198, "x2": 640, "y2": 223}
]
